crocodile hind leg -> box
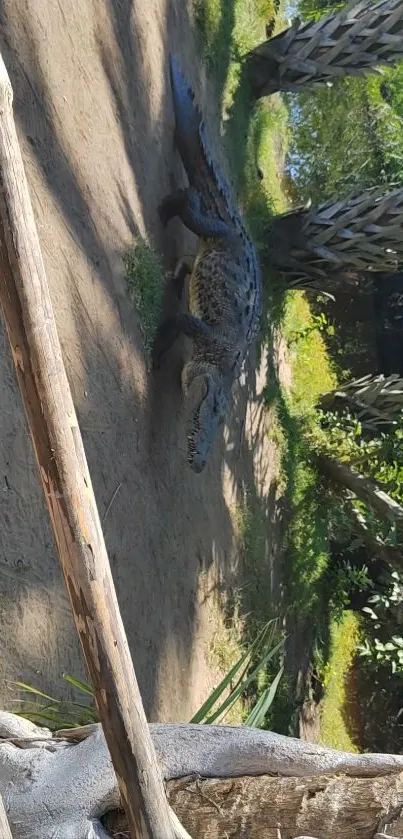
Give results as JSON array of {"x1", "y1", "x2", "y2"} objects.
[
  {"x1": 152, "y1": 312, "x2": 211, "y2": 370},
  {"x1": 173, "y1": 255, "x2": 194, "y2": 299},
  {"x1": 163, "y1": 257, "x2": 194, "y2": 302},
  {"x1": 159, "y1": 186, "x2": 230, "y2": 239}
]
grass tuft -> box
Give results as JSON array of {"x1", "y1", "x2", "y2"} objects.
[{"x1": 125, "y1": 237, "x2": 165, "y2": 355}]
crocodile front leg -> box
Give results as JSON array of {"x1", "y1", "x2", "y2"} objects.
[
  {"x1": 152, "y1": 312, "x2": 212, "y2": 369},
  {"x1": 159, "y1": 187, "x2": 230, "y2": 239}
]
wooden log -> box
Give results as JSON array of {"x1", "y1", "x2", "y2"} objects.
[
  {"x1": 316, "y1": 453, "x2": 403, "y2": 524},
  {"x1": 0, "y1": 52, "x2": 175, "y2": 839},
  {"x1": 2, "y1": 714, "x2": 403, "y2": 838},
  {"x1": 0, "y1": 796, "x2": 13, "y2": 839},
  {"x1": 107, "y1": 771, "x2": 403, "y2": 839}
]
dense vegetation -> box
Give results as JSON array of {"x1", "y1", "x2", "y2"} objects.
[{"x1": 194, "y1": 0, "x2": 403, "y2": 750}]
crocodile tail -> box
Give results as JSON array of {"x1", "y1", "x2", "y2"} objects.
[{"x1": 169, "y1": 54, "x2": 203, "y2": 177}]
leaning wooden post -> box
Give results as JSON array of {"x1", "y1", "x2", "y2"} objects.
[
  {"x1": 0, "y1": 796, "x2": 13, "y2": 839},
  {"x1": 0, "y1": 53, "x2": 175, "y2": 839}
]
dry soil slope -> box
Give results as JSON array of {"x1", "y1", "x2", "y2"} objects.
[{"x1": 0, "y1": 0, "x2": 281, "y2": 720}]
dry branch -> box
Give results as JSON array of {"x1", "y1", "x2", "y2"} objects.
[
  {"x1": 317, "y1": 453, "x2": 403, "y2": 523},
  {"x1": 0, "y1": 52, "x2": 174, "y2": 839},
  {"x1": 247, "y1": 0, "x2": 403, "y2": 96},
  {"x1": 268, "y1": 186, "x2": 403, "y2": 288}
]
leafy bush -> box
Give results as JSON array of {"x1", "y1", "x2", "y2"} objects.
[
  {"x1": 360, "y1": 570, "x2": 403, "y2": 674},
  {"x1": 326, "y1": 561, "x2": 370, "y2": 624}
]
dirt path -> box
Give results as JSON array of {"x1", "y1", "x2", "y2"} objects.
[{"x1": 0, "y1": 0, "x2": 285, "y2": 721}]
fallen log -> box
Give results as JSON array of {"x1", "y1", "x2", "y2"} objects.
[{"x1": 1, "y1": 712, "x2": 403, "y2": 839}]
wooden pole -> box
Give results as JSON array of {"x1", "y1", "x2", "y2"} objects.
[
  {"x1": 0, "y1": 53, "x2": 175, "y2": 839},
  {"x1": 0, "y1": 796, "x2": 13, "y2": 839}
]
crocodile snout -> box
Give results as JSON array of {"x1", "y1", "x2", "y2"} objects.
[{"x1": 186, "y1": 373, "x2": 227, "y2": 474}]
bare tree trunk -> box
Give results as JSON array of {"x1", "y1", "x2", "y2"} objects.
[
  {"x1": 0, "y1": 51, "x2": 174, "y2": 839},
  {"x1": 246, "y1": 0, "x2": 403, "y2": 97},
  {"x1": 316, "y1": 453, "x2": 403, "y2": 525},
  {"x1": 1, "y1": 713, "x2": 403, "y2": 839}
]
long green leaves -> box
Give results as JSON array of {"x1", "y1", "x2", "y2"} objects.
[
  {"x1": 13, "y1": 675, "x2": 98, "y2": 730},
  {"x1": 190, "y1": 619, "x2": 284, "y2": 727},
  {"x1": 244, "y1": 666, "x2": 284, "y2": 727}
]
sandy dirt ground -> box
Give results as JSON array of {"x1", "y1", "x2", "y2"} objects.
[{"x1": 0, "y1": 0, "x2": 285, "y2": 721}]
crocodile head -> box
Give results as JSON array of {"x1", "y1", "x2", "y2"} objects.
[{"x1": 186, "y1": 373, "x2": 228, "y2": 473}]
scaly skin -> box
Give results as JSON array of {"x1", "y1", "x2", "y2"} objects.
[{"x1": 153, "y1": 55, "x2": 262, "y2": 473}]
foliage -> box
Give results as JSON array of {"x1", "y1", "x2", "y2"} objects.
[
  {"x1": 285, "y1": 77, "x2": 384, "y2": 206},
  {"x1": 13, "y1": 674, "x2": 97, "y2": 729},
  {"x1": 360, "y1": 570, "x2": 403, "y2": 673},
  {"x1": 284, "y1": 0, "x2": 403, "y2": 205},
  {"x1": 191, "y1": 619, "x2": 284, "y2": 726},
  {"x1": 288, "y1": 311, "x2": 334, "y2": 346},
  {"x1": 342, "y1": 567, "x2": 403, "y2": 751},
  {"x1": 297, "y1": 0, "x2": 344, "y2": 21},
  {"x1": 282, "y1": 292, "x2": 336, "y2": 415},
  {"x1": 325, "y1": 561, "x2": 370, "y2": 624},
  {"x1": 319, "y1": 409, "x2": 403, "y2": 547}
]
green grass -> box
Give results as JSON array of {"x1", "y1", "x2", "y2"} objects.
[
  {"x1": 282, "y1": 292, "x2": 336, "y2": 416},
  {"x1": 125, "y1": 237, "x2": 165, "y2": 355},
  {"x1": 194, "y1": 0, "x2": 289, "y2": 242},
  {"x1": 320, "y1": 611, "x2": 360, "y2": 752},
  {"x1": 273, "y1": 292, "x2": 337, "y2": 617}
]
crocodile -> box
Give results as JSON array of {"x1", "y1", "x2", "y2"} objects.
[{"x1": 153, "y1": 54, "x2": 262, "y2": 473}]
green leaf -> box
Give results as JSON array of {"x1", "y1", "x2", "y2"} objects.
[
  {"x1": 189, "y1": 647, "x2": 253, "y2": 724},
  {"x1": 203, "y1": 637, "x2": 285, "y2": 725},
  {"x1": 62, "y1": 674, "x2": 94, "y2": 696},
  {"x1": 14, "y1": 682, "x2": 59, "y2": 703},
  {"x1": 244, "y1": 667, "x2": 284, "y2": 728},
  {"x1": 18, "y1": 710, "x2": 76, "y2": 728},
  {"x1": 190, "y1": 621, "x2": 276, "y2": 724},
  {"x1": 362, "y1": 607, "x2": 377, "y2": 619}
]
